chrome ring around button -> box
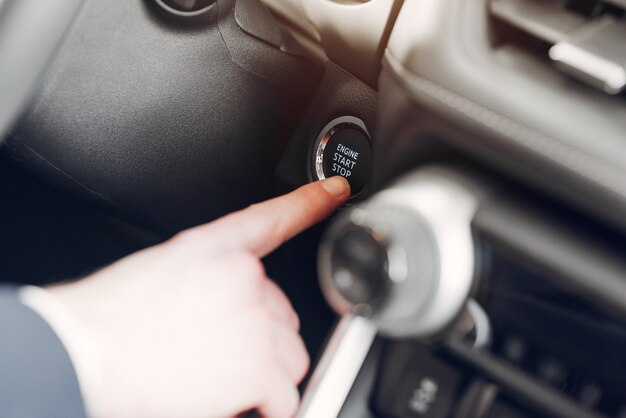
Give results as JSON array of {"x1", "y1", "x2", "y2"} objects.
[{"x1": 312, "y1": 116, "x2": 371, "y2": 197}]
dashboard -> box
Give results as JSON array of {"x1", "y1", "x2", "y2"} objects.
[
  {"x1": 263, "y1": 1, "x2": 626, "y2": 417},
  {"x1": 2, "y1": 0, "x2": 626, "y2": 417}
]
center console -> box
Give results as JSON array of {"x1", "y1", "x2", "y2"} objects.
[{"x1": 298, "y1": 166, "x2": 626, "y2": 418}]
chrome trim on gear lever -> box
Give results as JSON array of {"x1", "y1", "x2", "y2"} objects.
[{"x1": 297, "y1": 316, "x2": 377, "y2": 418}]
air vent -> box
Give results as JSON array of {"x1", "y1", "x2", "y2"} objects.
[{"x1": 490, "y1": 0, "x2": 626, "y2": 94}]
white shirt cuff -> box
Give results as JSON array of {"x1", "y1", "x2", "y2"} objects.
[{"x1": 18, "y1": 285, "x2": 102, "y2": 418}]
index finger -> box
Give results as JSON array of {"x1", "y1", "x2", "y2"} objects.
[{"x1": 185, "y1": 177, "x2": 350, "y2": 258}]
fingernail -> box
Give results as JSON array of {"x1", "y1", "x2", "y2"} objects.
[{"x1": 321, "y1": 176, "x2": 350, "y2": 198}]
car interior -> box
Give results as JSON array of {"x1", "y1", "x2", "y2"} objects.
[{"x1": 1, "y1": 0, "x2": 626, "y2": 417}]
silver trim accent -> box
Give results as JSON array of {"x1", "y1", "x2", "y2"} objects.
[
  {"x1": 312, "y1": 116, "x2": 369, "y2": 182},
  {"x1": 154, "y1": 0, "x2": 216, "y2": 17},
  {"x1": 466, "y1": 299, "x2": 491, "y2": 349},
  {"x1": 297, "y1": 315, "x2": 377, "y2": 418},
  {"x1": 549, "y1": 41, "x2": 626, "y2": 95}
]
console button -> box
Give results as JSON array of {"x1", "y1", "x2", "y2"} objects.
[
  {"x1": 313, "y1": 117, "x2": 372, "y2": 197},
  {"x1": 536, "y1": 357, "x2": 568, "y2": 387},
  {"x1": 576, "y1": 381, "x2": 603, "y2": 409},
  {"x1": 374, "y1": 343, "x2": 466, "y2": 418},
  {"x1": 501, "y1": 335, "x2": 528, "y2": 364},
  {"x1": 321, "y1": 127, "x2": 371, "y2": 195}
]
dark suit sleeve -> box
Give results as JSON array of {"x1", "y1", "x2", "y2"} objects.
[{"x1": 0, "y1": 287, "x2": 88, "y2": 418}]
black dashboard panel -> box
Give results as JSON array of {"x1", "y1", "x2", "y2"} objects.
[{"x1": 5, "y1": 0, "x2": 322, "y2": 232}]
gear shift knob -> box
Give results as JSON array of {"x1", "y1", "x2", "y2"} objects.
[
  {"x1": 298, "y1": 167, "x2": 485, "y2": 418},
  {"x1": 318, "y1": 167, "x2": 480, "y2": 339}
]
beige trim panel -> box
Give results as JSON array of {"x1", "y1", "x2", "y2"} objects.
[{"x1": 261, "y1": 0, "x2": 397, "y2": 83}]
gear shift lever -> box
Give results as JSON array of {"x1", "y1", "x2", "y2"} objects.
[
  {"x1": 298, "y1": 166, "x2": 485, "y2": 418},
  {"x1": 320, "y1": 166, "x2": 479, "y2": 338}
]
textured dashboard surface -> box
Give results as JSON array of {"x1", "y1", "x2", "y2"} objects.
[{"x1": 6, "y1": 0, "x2": 322, "y2": 232}]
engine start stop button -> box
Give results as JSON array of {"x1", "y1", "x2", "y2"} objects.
[{"x1": 314, "y1": 117, "x2": 372, "y2": 197}]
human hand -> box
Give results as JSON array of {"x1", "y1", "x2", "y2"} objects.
[{"x1": 47, "y1": 177, "x2": 350, "y2": 418}]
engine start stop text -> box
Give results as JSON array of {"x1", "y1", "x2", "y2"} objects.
[{"x1": 331, "y1": 143, "x2": 359, "y2": 178}]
